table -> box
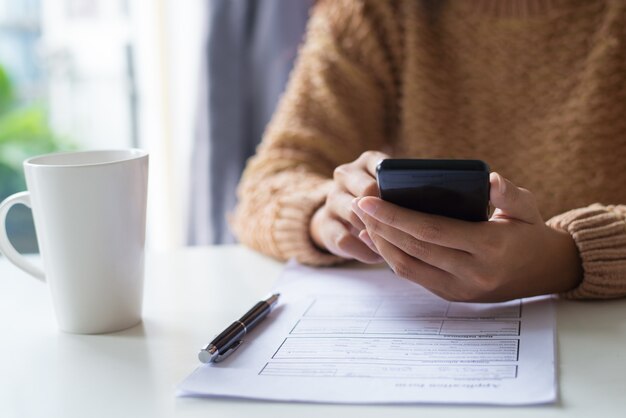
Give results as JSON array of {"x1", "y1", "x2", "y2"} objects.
[{"x1": 1, "y1": 245, "x2": 625, "y2": 418}]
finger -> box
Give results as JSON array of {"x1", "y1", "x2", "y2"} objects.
[
  {"x1": 357, "y1": 197, "x2": 478, "y2": 251},
  {"x1": 334, "y1": 164, "x2": 379, "y2": 197},
  {"x1": 358, "y1": 229, "x2": 380, "y2": 255},
  {"x1": 368, "y1": 231, "x2": 454, "y2": 298},
  {"x1": 326, "y1": 190, "x2": 366, "y2": 230},
  {"x1": 358, "y1": 210, "x2": 474, "y2": 277},
  {"x1": 489, "y1": 172, "x2": 542, "y2": 224},
  {"x1": 358, "y1": 150, "x2": 390, "y2": 178},
  {"x1": 321, "y1": 216, "x2": 383, "y2": 264}
]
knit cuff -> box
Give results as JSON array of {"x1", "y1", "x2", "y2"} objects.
[
  {"x1": 272, "y1": 178, "x2": 345, "y2": 266},
  {"x1": 546, "y1": 204, "x2": 626, "y2": 299}
]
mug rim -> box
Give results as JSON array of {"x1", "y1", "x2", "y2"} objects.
[{"x1": 24, "y1": 149, "x2": 148, "y2": 168}]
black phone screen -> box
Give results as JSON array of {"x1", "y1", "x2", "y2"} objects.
[{"x1": 376, "y1": 159, "x2": 490, "y2": 222}]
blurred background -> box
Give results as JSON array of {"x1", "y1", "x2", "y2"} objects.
[{"x1": 0, "y1": 0, "x2": 313, "y2": 254}]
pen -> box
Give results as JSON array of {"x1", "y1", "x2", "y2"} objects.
[{"x1": 198, "y1": 293, "x2": 280, "y2": 363}]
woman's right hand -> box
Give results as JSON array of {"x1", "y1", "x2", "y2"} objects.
[{"x1": 310, "y1": 150, "x2": 389, "y2": 263}]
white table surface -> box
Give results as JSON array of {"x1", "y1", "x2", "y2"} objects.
[{"x1": 1, "y1": 245, "x2": 625, "y2": 418}]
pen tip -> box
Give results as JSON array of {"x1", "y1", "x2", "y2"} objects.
[{"x1": 266, "y1": 293, "x2": 280, "y2": 308}]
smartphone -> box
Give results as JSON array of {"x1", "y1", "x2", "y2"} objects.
[{"x1": 376, "y1": 159, "x2": 490, "y2": 222}]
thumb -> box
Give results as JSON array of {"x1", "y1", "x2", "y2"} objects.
[{"x1": 489, "y1": 172, "x2": 542, "y2": 224}]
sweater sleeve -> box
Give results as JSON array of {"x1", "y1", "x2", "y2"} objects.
[
  {"x1": 546, "y1": 204, "x2": 626, "y2": 299},
  {"x1": 231, "y1": 0, "x2": 401, "y2": 265}
]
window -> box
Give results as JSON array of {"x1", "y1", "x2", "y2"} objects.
[{"x1": 0, "y1": 0, "x2": 203, "y2": 253}]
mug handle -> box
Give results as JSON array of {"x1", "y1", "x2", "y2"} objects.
[{"x1": 0, "y1": 191, "x2": 45, "y2": 281}]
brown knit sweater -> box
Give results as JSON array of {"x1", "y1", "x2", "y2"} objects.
[{"x1": 232, "y1": 0, "x2": 626, "y2": 299}]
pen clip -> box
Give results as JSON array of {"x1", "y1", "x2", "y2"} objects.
[{"x1": 214, "y1": 340, "x2": 243, "y2": 363}]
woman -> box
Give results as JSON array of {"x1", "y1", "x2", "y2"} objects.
[{"x1": 232, "y1": 0, "x2": 626, "y2": 302}]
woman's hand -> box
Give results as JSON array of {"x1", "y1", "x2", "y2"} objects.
[
  {"x1": 310, "y1": 150, "x2": 389, "y2": 263},
  {"x1": 353, "y1": 172, "x2": 584, "y2": 302}
]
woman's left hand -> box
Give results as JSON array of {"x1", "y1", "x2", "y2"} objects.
[{"x1": 353, "y1": 173, "x2": 583, "y2": 302}]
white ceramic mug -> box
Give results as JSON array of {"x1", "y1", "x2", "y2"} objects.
[{"x1": 0, "y1": 149, "x2": 149, "y2": 334}]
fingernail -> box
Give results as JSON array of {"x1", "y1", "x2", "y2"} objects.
[
  {"x1": 358, "y1": 198, "x2": 379, "y2": 215},
  {"x1": 359, "y1": 231, "x2": 382, "y2": 261},
  {"x1": 359, "y1": 230, "x2": 374, "y2": 247},
  {"x1": 352, "y1": 198, "x2": 364, "y2": 217},
  {"x1": 494, "y1": 172, "x2": 505, "y2": 194}
]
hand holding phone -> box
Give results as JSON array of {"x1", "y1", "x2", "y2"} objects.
[
  {"x1": 376, "y1": 159, "x2": 490, "y2": 222},
  {"x1": 357, "y1": 165, "x2": 583, "y2": 302}
]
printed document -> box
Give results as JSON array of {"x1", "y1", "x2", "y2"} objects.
[{"x1": 178, "y1": 261, "x2": 556, "y2": 405}]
